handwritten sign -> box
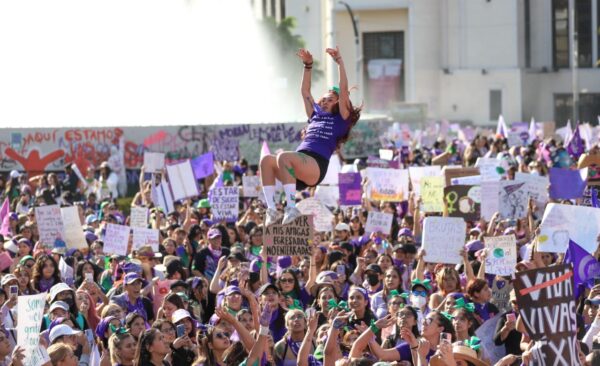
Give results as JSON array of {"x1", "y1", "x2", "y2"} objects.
[
  {"x1": 132, "y1": 227, "x2": 160, "y2": 251},
  {"x1": 143, "y1": 152, "x2": 165, "y2": 173},
  {"x1": 498, "y1": 181, "x2": 528, "y2": 219},
  {"x1": 242, "y1": 176, "x2": 261, "y2": 197},
  {"x1": 539, "y1": 203, "x2": 600, "y2": 254},
  {"x1": 515, "y1": 172, "x2": 549, "y2": 207},
  {"x1": 513, "y1": 264, "x2": 579, "y2": 365},
  {"x1": 17, "y1": 292, "x2": 47, "y2": 366},
  {"x1": 211, "y1": 138, "x2": 240, "y2": 162},
  {"x1": 420, "y1": 176, "x2": 444, "y2": 213},
  {"x1": 366, "y1": 167, "x2": 409, "y2": 202},
  {"x1": 444, "y1": 185, "x2": 481, "y2": 221},
  {"x1": 166, "y1": 160, "x2": 199, "y2": 201},
  {"x1": 338, "y1": 173, "x2": 362, "y2": 206},
  {"x1": 475, "y1": 158, "x2": 504, "y2": 181},
  {"x1": 130, "y1": 207, "x2": 149, "y2": 228},
  {"x1": 60, "y1": 206, "x2": 87, "y2": 249},
  {"x1": 35, "y1": 205, "x2": 65, "y2": 249},
  {"x1": 264, "y1": 215, "x2": 314, "y2": 256},
  {"x1": 442, "y1": 166, "x2": 479, "y2": 187},
  {"x1": 422, "y1": 217, "x2": 466, "y2": 265},
  {"x1": 104, "y1": 223, "x2": 131, "y2": 256},
  {"x1": 408, "y1": 166, "x2": 441, "y2": 195},
  {"x1": 297, "y1": 198, "x2": 334, "y2": 233},
  {"x1": 365, "y1": 211, "x2": 393, "y2": 235},
  {"x1": 450, "y1": 175, "x2": 482, "y2": 185},
  {"x1": 209, "y1": 187, "x2": 239, "y2": 222},
  {"x1": 484, "y1": 235, "x2": 517, "y2": 276},
  {"x1": 190, "y1": 152, "x2": 215, "y2": 179}
]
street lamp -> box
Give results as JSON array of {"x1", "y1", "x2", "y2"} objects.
[{"x1": 338, "y1": 1, "x2": 361, "y2": 103}]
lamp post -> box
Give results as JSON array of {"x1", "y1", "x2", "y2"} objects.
[{"x1": 338, "y1": 1, "x2": 361, "y2": 103}]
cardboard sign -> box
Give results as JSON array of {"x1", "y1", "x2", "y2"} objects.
[
  {"x1": 35, "y1": 205, "x2": 65, "y2": 249},
  {"x1": 264, "y1": 215, "x2": 314, "y2": 256},
  {"x1": 17, "y1": 292, "x2": 47, "y2": 366},
  {"x1": 484, "y1": 235, "x2": 517, "y2": 276},
  {"x1": 379, "y1": 149, "x2": 394, "y2": 161},
  {"x1": 338, "y1": 173, "x2": 362, "y2": 206},
  {"x1": 166, "y1": 160, "x2": 199, "y2": 201},
  {"x1": 512, "y1": 264, "x2": 579, "y2": 365},
  {"x1": 422, "y1": 217, "x2": 466, "y2": 264},
  {"x1": 104, "y1": 223, "x2": 131, "y2": 256},
  {"x1": 366, "y1": 167, "x2": 409, "y2": 202},
  {"x1": 153, "y1": 279, "x2": 175, "y2": 314},
  {"x1": 60, "y1": 206, "x2": 87, "y2": 249},
  {"x1": 297, "y1": 198, "x2": 334, "y2": 233},
  {"x1": 132, "y1": 227, "x2": 159, "y2": 251},
  {"x1": 152, "y1": 180, "x2": 175, "y2": 214},
  {"x1": 209, "y1": 187, "x2": 239, "y2": 222},
  {"x1": 130, "y1": 207, "x2": 149, "y2": 228},
  {"x1": 190, "y1": 152, "x2": 215, "y2": 180},
  {"x1": 498, "y1": 181, "x2": 528, "y2": 219},
  {"x1": 242, "y1": 176, "x2": 261, "y2": 197},
  {"x1": 211, "y1": 138, "x2": 240, "y2": 162},
  {"x1": 420, "y1": 176, "x2": 444, "y2": 213},
  {"x1": 442, "y1": 166, "x2": 479, "y2": 187},
  {"x1": 315, "y1": 185, "x2": 339, "y2": 208},
  {"x1": 549, "y1": 167, "x2": 587, "y2": 200},
  {"x1": 408, "y1": 166, "x2": 441, "y2": 195},
  {"x1": 475, "y1": 158, "x2": 503, "y2": 181},
  {"x1": 443, "y1": 185, "x2": 481, "y2": 221},
  {"x1": 539, "y1": 203, "x2": 600, "y2": 254},
  {"x1": 365, "y1": 211, "x2": 394, "y2": 235},
  {"x1": 143, "y1": 152, "x2": 165, "y2": 173}
]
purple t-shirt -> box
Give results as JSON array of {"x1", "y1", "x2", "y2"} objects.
[{"x1": 296, "y1": 103, "x2": 349, "y2": 160}]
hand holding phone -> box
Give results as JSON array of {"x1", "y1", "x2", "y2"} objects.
[
  {"x1": 9, "y1": 285, "x2": 18, "y2": 299},
  {"x1": 85, "y1": 273, "x2": 94, "y2": 283},
  {"x1": 176, "y1": 324, "x2": 186, "y2": 338},
  {"x1": 439, "y1": 332, "x2": 451, "y2": 345}
]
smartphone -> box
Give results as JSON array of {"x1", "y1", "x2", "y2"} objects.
[
  {"x1": 336, "y1": 265, "x2": 345, "y2": 276},
  {"x1": 85, "y1": 272, "x2": 94, "y2": 283},
  {"x1": 506, "y1": 313, "x2": 516, "y2": 322},
  {"x1": 84, "y1": 329, "x2": 95, "y2": 348},
  {"x1": 305, "y1": 307, "x2": 316, "y2": 318},
  {"x1": 439, "y1": 332, "x2": 451, "y2": 345},
  {"x1": 176, "y1": 324, "x2": 186, "y2": 338},
  {"x1": 9, "y1": 285, "x2": 18, "y2": 298}
]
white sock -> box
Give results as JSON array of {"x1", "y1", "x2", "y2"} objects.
[
  {"x1": 283, "y1": 184, "x2": 297, "y2": 208},
  {"x1": 262, "y1": 185, "x2": 276, "y2": 209}
]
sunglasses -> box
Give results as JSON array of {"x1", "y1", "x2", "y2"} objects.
[
  {"x1": 279, "y1": 278, "x2": 294, "y2": 284},
  {"x1": 214, "y1": 331, "x2": 231, "y2": 340},
  {"x1": 412, "y1": 290, "x2": 428, "y2": 298}
]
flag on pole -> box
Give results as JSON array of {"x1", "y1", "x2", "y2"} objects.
[
  {"x1": 567, "y1": 123, "x2": 585, "y2": 159},
  {"x1": 564, "y1": 240, "x2": 600, "y2": 299},
  {"x1": 527, "y1": 117, "x2": 537, "y2": 143}
]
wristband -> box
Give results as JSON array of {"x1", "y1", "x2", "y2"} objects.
[
  {"x1": 369, "y1": 323, "x2": 380, "y2": 334},
  {"x1": 259, "y1": 326, "x2": 270, "y2": 336}
]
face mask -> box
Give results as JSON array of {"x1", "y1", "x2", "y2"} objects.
[
  {"x1": 410, "y1": 294, "x2": 427, "y2": 309},
  {"x1": 366, "y1": 274, "x2": 379, "y2": 287}
]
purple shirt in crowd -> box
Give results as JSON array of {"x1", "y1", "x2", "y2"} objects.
[{"x1": 296, "y1": 103, "x2": 349, "y2": 160}]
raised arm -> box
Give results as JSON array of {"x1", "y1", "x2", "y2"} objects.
[
  {"x1": 297, "y1": 49, "x2": 315, "y2": 118},
  {"x1": 326, "y1": 46, "x2": 350, "y2": 120},
  {"x1": 298, "y1": 312, "x2": 318, "y2": 366}
]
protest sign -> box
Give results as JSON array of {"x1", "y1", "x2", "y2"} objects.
[
  {"x1": 581, "y1": 186, "x2": 599, "y2": 207},
  {"x1": 190, "y1": 152, "x2": 215, "y2": 180},
  {"x1": 242, "y1": 176, "x2": 261, "y2": 197},
  {"x1": 35, "y1": 205, "x2": 65, "y2": 249},
  {"x1": 480, "y1": 181, "x2": 500, "y2": 221},
  {"x1": 297, "y1": 198, "x2": 334, "y2": 233},
  {"x1": 443, "y1": 185, "x2": 481, "y2": 221},
  {"x1": 379, "y1": 149, "x2": 394, "y2": 160},
  {"x1": 498, "y1": 181, "x2": 528, "y2": 219},
  {"x1": 442, "y1": 166, "x2": 479, "y2": 186},
  {"x1": 422, "y1": 217, "x2": 466, "y2": 264},
  {"x1": 490, "y1": 279, "x2": 513, "y2": 314},
  {"x1": 264, "y1": 215, "x2": 313, "y2": 256},
  {"x1": 367, "y1": 156, "x2": 399, "y2": 169},
  {"x1": 211, "y1": 138, "x2": 239, "y2": 162},
  {"x1": 515, "y1": 172, "x2": 549, "y2": 207},
  {"x1": 420, "y1": 176, "x2": 444, "y2": 212},
  {"x1": 132, "y1": 227, "x2": 160, "y2": 251},
  {"x1": 143, "y1": 152, "x2": 165, "y2": 173},
  {"x1": 484, "y1": 235, "x2": 517, "y2": 276},
  {"x1": 153, "y1": 279, "x2": 175, "y2": 314},
  {"x1": 507, "y1": 122, "x2": 529, "y2": 147},
  {"x1": 338, "y1": 173, "x2": 362, "y2": 206},
  {"x1": 130, "y1": 207, "x2": 149, "y2": 228},
  {"x1": 209, "y1": 186, "x2": 239, "y2": 222},
  {"x1": 366, "y1": 167, "x2": 409, "y2": 202},
  {"x1": 539, "y1": 203, "x2": 600, "y2": 254},
  {"x1": 60, "y1": 206, "x2": 87, "y2": 249},
  {"x1": 408, "y1": 166, "x2": 441, "y2": 195},
  {"x1": 315, "y1": 185, "x2": 339, "y2": 208},
  {"x1": 166, "y1": 160, "x2": 199, "y2": 201},
  {"x1": 474, "y1": 315, "x2": 506, "y2": 364},
  {"x1": 152, "y1": 179, "x2": 175, "y2": 214},
  {"x1": 549, "y1": 167, "x2": 587, "y2": 200},
  {"x1": 450, "y1": 175, "x2": 482, "y2": 185},
  {"x1": 475, "y1": 157, "x2": 503, "y2": 181},
  {"x1": 59, "y1": 256, "x2": 74, "y2": 286},
  {"x1": 513, "y1": 264, "x2": 579, "y2": 365},
  {"x1": 104, "y1": 223, "x2": 130, "y2": 256},
  {"x1": 17, "y1": 292, "x2": 47, "y2": 366},
  {"x1": 320, "y1": 153, "x2": 341, "y2": 185},
  {"x1": 365, "y1": 211, "x2": 393, "y2": 235}
]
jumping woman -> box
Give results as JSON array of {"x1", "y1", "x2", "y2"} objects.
[{"x1": 260, "y1": 46, "x2": 362, "y2": 226}]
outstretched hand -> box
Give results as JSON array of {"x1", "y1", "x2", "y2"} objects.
[
  {"x1": 325, "y1": 46, "x2": 342, "y2": 63},
  {"x1": 296, "y1": 49, "x2": 313, "y2": 65}
]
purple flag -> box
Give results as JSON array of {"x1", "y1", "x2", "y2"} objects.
[
  {"x1": 566, "y1": 124, "x2": 585, "y2": 159},
  {"x1": 338, "y1": 173, "x2": 362, "y2": 206},
  {"x1": 564, "y1": 240, "x2": 600, "y2": 299},
  {"x1": 549, "y1": 167, "x2": 587, "y2": 199},
  {"x1": 190, "y1": 152, "x2": 214, "y2": 180}
]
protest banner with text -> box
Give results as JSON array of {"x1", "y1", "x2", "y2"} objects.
[
  {"x1": 297, "y1": 198, "x2": 334, "y2": 233},
  {"x1": 209, "y1": 186, "x2": 240, "y2": 222},
  {"x1": 264, "y1": 215, "x2": 314, "y2": 256},
  {"x1": 130, "y1": 207, "x2": 149, "y2": 228},
  {"x1": 366, "y1": 167, "x2": 409, "y2": 202},
  {"x1": 365, "y1": 211, "x2": 394, "y2": 235},
  {"x1": 61, "y1": 206, "x2": 87, "y2": 249},
  {"x1": 17, "y1": 292, "x2": 47, "y2": 366},
  {"x1": 35, "y1": 205, "x2": 65, "y2": 249},
  {"x1": 422, "y1": 217, "x2": 466, "y2": 265},
  {"x1": 338, "y1": 173, "x2": 362, "y2": 206},
  {"x1": 167, "y1": 160, "x2": 199, "y2": 201},
  {"x1": 104, "y1": 223, "x2": 131, "y2": 256},
  {"x1": 484, "y1": 235, "x2": 517, "y2": 276}
]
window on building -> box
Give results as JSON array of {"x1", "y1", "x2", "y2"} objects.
[
  {"x1": 576, "y1": 0, "x2": 592, "y2": 67},
  {"x1": 552, "y1": 0, "x2": 570, "y2": 68},
  {"x1": 525, "y1": 0, "x2": 531, "y2": 68},
  {"x1": 552, "y1": 0, "x2": 594, "y2": 68},
  {"x1": 362, "y1": 31, "x2": 405, "y2": 110},
  {"x1": 554, "y1": 93, "x2": 600, "y2": 126},
  {"x1": 490, "y1": 90, "x2": 502, "y2": 121}
]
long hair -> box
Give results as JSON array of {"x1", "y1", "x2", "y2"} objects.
[
  {"x1": 382, "y1": 267, "x2": 404, "y2": 301},
  {"x1": 109, "y1": 332, "x2": 135, "y2": 365},
  {"x1": 31, "y1": 255, "x2": 61, "y2": 291},
  {"x1": 277, "y1": 268, "x2": 302, "y2": 297},
  {"x1": 194, "y1": 326, "x2": 219, "y2": 366},
  {"x1": 133, "y1": 328, "x2": 160, "y2": 366}
]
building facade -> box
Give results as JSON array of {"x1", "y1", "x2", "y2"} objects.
[{"x1": 257, "y1": 0, "x2": 600, "y2": 127}]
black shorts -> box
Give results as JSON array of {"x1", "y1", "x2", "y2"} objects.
[{"x1": 296, "y1": 150, "x2": 329, "y2": 191}]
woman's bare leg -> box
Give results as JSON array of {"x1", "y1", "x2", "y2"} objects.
[
  {"x1": 260, "y1": 154, "x2": 283, "y2": 225},
  {"x1": 276, "y1": 151, "x2": 320, "y2": 224}
]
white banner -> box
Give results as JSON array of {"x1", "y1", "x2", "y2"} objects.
[{"x1": 422, "y1": 217, "x2": 466, "y2": 264}]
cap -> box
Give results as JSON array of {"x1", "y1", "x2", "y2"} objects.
[
  {"x1": 465, "y1": 240, "x2": 484, "y2": 253},
  {"x1": 335, "y1": 223, "x2": 350, "y2": 232},
  {"x1": 49, "y1": 283, "x2": 73, "y2": 302},
  {"x1": 0, "y1": 274, "x2": 17, "y2": 287},
  {"x1": 208, "y1": 228, "x2": 222, "y2": 239},
  {"x1": 397, "y1": 228, "x2": 414, "y2": 238},
  {"x1": 3, "y1": 240, "x2": 17, "y2": 254},
  {"x1": 49, "y1": 324, "x2": 81, "y2": 344},
  {"x1": 85, "y1": 231, "x2": 98, "y2": 243},
  {"x1": 123, "y1": 272, "x2": 144, "y2": 285},
  {"x1": 227, "y1": 252, "x2": 246, "y2": 262},
  {"x1": 222, "y1": 285, "x2": 242, "y2": 296},
  {"x1": 365, "y1": 264, "x2": 383, "y2": 274},
  {"x1": 49, "y1": 301, "x2": 70, "y2": 313},
  {"x1": 256, "y1": 283, "x2": 280, "y2": 296},
  {"x1": 9, "y1": 170, "x2": 21, "y2": 179},
  {"x1": 85, "y1": 214, "x2": 99, "y2": 225},
  {"x1": 18, "y1": 255, "x2": 34, "y2": 266},
  {"x1": 197, "y1": 199, "x2": 211, "y2": 209},
  {"x1": 172, "y1": 309, "x2": 192, "y2": 324},
  {"x1": 310, "y1": 275, "x2": 340, "y2": 297}
]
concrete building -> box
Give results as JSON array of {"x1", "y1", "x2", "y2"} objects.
[{"x1": 256, "y1": 0, "x2": 600, "y2": 127}]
